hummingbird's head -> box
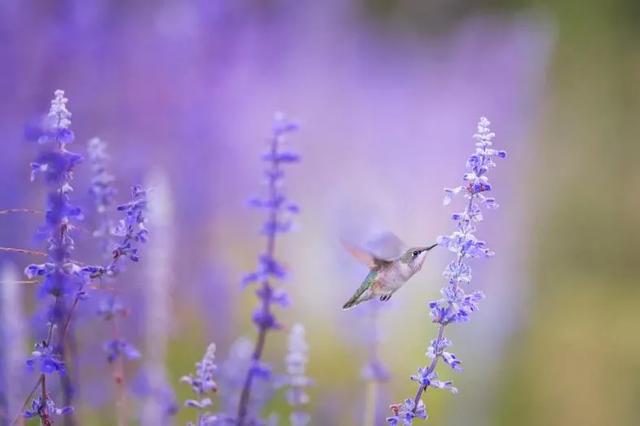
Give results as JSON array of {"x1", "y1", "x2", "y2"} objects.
[{"x1": 402, "y1": 243, "x2": 438, "y2": 272}]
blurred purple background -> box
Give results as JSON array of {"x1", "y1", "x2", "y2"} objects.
[{"x1": 0, "y1": 1, "x2": 558, "y2": 425}]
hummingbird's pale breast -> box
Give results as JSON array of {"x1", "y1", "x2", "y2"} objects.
[{"x1": 377, "y1": 262, "x2": 416, "y2": 291}]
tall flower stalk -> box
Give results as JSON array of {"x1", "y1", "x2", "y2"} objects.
[
  {"x1": 286, "y1": 324, "x2": 311, "y2": 426},
  {"x1": 18, "y1": 91, "x2": 148, "y2": 424},
  {"x1": 0, "y1": 264, "x2": 27, "y2": 421},
  {"x1": 23, "y1": 90, "x2": 84, "y2": 423},
  {"x1": 361, "y1": 304, "x2": 389, "y2": 426},
  {"x1": 87, "y1": 137, "x2": 117, "y2": 251},
  {"x1": 141, "y1": 171, "x2": 176, "y2": 426},
  {"x1": 181, "y1": 343, "x2": 220, "y2": 425},
  {"x1": 387, "y1": 117, "x2": 506, "y2": 424},
  {"x1": 236, "y1": 113, "x2": 300, "y2": 425},
  {"x1": 88, "y1": 137, "x2": 144, "y2": 426}
]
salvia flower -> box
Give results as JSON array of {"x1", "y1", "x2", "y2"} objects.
[
  {"x1": 96, "y1": 297, "x2": 128, "y2": 320},
  {"x1": 30, "y1": 90, "x2": 78, "y2": 183},
  {"x1": 87, "y1": 138, "x2": 142, "y2": 371},
  {"x1": 217, "y1": 337, "x2": 271, "y2": 422},
  {"x1": 26, "y1": 90, "x2": 86, "y2": 302},
  {"x1": 111, "y1": 185, "x2": 149, "y2": 265},
  {"x1": 388, "y1": 117, "x2": 505, "y2": 424},
  {"x1": 286, "y1": 324, "x2": 311, "y2": 426},
  {"x1": 104, "y1": 339, "x2": 141, "y2": 363},
  {"x1": 22, "y1": 90, "x2": 90, "y2": 420},
  {"x1": 87, "y1": 137, "x2": 117, "y2": 257},
  {"x1": 87, "y1": 137, "x2": 117, "y2": 215},
  {"x1": 24, "y1": 90, "x2": 92, "y2": 321},
  {"x1": 236, "y1": 113, "x2": 300, "y2": 426},
  {"x1": 26, "y1": 339, "x2": 66, "y2": 375},
  {"x1": 386, "y1": 399, "x2": 427, "y2": 425},
  {"x1": 182, "y1": 343, "x2": 220, "y2": 425},
  {"x1": 23, "y1": 396, "x2": 73, "y2": 419}
]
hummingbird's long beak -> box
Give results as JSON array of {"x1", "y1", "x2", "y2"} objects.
[{"x1": 425, "y1": 243, "x2": 438, "y2": 251}]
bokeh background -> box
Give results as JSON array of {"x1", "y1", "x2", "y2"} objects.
[{"x1": 1, "y1": 0, "x2": 639, "y2": 425}]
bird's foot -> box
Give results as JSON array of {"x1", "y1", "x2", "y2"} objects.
[{"x1": 380, "y1": 293, "x2": 393, "y2": 302}]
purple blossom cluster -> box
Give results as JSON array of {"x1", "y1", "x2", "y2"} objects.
[
  {"x1": 112, "y1": 185, "x2": 150, "y2": 264},
  {"x1": 22, "y1": 90, "x2": 88, "y2": 422},
  {"x1": 14, "y1": 91, "x2": 149, "y2": 423},
  {"x1": 181, "y1": 343, "x2": 223, "y2": 425},
  {"x1": 88, "y1": 138, "x2": 144, "y2": 370},
  {"x1": 88, "y1": 137, "x2": 117, "y2": 251},
  {"x1": 26, "y1": 90, "x2": 84, "y2": 301},
  {"x1": 387, "y1": 117, "x2": 506, "y2": 425},
  {"x1": 23, "y1": 395, "x2": 73, "y2": 420}
]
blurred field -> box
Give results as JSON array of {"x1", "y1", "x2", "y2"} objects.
[{"x1": 1, "y1": 1, "x2": 639, "y2": 425}]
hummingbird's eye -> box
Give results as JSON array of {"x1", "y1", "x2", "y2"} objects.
[{"x1": 412, "y1": 250, "x2": 420, "y2": 257}]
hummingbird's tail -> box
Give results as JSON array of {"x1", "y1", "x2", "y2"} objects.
[
  {"x1": 342, "y1": 297, "x2": 359, "y2": 310},
  {"x1": 342, "y1": 277, "x2": 373, "y2": 310},
  {"x1": 342, "y1": 289, "x2": 368, "y2": 310}
]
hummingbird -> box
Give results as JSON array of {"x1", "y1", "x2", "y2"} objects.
[{"x1": 342, "y1": 237, "x2": 437, "y2": 310}]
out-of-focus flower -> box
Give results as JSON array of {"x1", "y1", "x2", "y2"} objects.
[
  {"x1": 182, "y1": 343, "x2": 218, "y2": 396},
  {"x1": 237, "y1": 113, "x2": 300, "y2": 425},
  {"x1": 286, "y1": 324, "x2": 312, "y2": 426},
  {"x1": 141, "y1": 171, "x2": 177, "y2": 426},
  {"x1": 87, "y1": 137, "x2": 117, "y2": 261},
  {"x1": 96, "y1": 297, "x2": 128, "y2": 320},
  {"x1": 87, "y1": 137, "x2": 117, "y2": 215},
  {"x1": 111, "y1": 185, "x2": 149, "y2": 265},
  {"x1": 0, "y1": 264, "x2": 27, "y2": 418},
  {"x1": 386, "y1": 399, "x2": 427, "y2": 425},
  {"x1": 360, "y1": 303, "x2": 390, "y2": 382},
  {"x1": 23, "y1": 396, "x2": 73, "y2": 419},
  {"x1": 182, "y1": 343, "x2": 221, "y2": 425},
  {"x1": 26, "y1": 338, "x2": 66, "y2": 375},
  {"x1": 104, "y1": 339, "x2": 141, "y2": 363}
]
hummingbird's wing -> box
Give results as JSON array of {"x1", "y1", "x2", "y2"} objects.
[
  {"x1": 365, "y1": 231, "x2": 407, "y2": 260},
  {"x1": 341, "y1": 240, "x2": 393, "y2": 268}
]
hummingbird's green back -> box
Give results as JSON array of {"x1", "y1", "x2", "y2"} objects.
[{"x1": 342, "y1": 269, "x2": 380, "y2": 309}]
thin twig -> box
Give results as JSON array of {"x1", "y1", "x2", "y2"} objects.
[
  {"x1": 11, "y1": 375, "x2": 43, "y2": 425},
  {"x1": 237, "y1": 136, "x2": 282, "y2": 425},
  {"x1": 411, "y1": 324, "x2": 446, "y2": 411},
  {"x1": 0, "y1": 208, "x2": 43, "y2": 215},
  {"x1": 41, "y1": 375, "x2": 52, "y2": 426},
  {"x1": 363, "y1": 380, "x2": 378, "y2": 426},
  {"x1": 112, "y1": 318, "x2": 128, "y2": 426},
  {"x1": 0, "y1": 279, "x2": 39, "y2": 285},
  {"x1": 0, "y1": 247, "x2": 47, "y2": 257}
]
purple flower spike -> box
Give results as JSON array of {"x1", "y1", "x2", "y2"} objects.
[
  {"x1": 23, "y1": 396, "x2": 73, "y2": 419},
  {"x1": 390, "y1": 117, "x2": 506, "y2": 423},
  {"x1": 286, "y1": 324, "x2": 312, "y2": 426},
  {"x1": 236, "y1": 113, "x2": 301, "y2": 426},
  {"x1": 181, "y1": 343, "x2": 221, "y2": 424}
]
